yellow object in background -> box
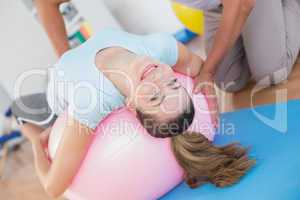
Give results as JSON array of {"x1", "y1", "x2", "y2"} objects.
[
  {"x1": 172, "y1": 1, "x2": 205, "y2": 35},
  {"x1": 80, "y1": 21, "x2": 93, "y2": 39}
]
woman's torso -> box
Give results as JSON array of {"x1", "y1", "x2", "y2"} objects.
[{"x1": 47, "y1": 28, "x2": 179, "y2": 129}]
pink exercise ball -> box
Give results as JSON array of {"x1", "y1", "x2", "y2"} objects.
[{"x1": 48, "y1": 73, "x2": 215, "y2": 200}]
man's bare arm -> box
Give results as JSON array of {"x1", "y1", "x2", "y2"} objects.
[{"x1": 34, "y1": 0, "x2": 70, "y2": 57}]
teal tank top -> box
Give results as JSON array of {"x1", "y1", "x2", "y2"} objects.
[{"x1": 47, "y1": 28, "x2": 178, "y2": 129}]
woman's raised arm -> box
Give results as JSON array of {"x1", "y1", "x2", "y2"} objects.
[{"x1": 31, "y1": 116, "x2": 94, "y2": 198}]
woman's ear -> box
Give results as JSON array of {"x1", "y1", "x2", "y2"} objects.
[{"x1": 126, "y1": 97, "x2": 137, "y2": 116}]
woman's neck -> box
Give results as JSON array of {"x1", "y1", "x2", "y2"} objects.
[{"x1": 95, "y1": 47, "x2": 140, "y2": 98}]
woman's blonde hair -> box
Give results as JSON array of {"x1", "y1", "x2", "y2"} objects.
[
  {"x1": 171, "y1": 133, "x2": 255, "y2": 188},
  {"x1": 137, "y1": 100, "x2": 255, "y2": 188}
]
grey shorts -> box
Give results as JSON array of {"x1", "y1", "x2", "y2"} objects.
[
  {"x1": 205, "y1": 0, "x2": 300, "y2": 92},
  {"x1": 11, "y1": 93, "x2": 57, "y2": 129}
]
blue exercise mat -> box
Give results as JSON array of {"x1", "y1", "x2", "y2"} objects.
[{"x1": 162, "y1": 99, "x2": 300, "y2": 200}]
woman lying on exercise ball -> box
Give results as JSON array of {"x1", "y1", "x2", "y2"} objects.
[{"x1": 13, "y1": 28, "x2": 254, "y2": 197}]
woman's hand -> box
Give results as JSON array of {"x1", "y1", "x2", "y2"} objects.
[
  {"x1": 22, "y1": 124, "x2": 51, "y2": 148},
  {"x1": 21, "y1": 124, "x2": 43, "y2": 143},
  {"x1": 193, "y1": 70, "x2": 220, "y2": 129},
  {"x1": 39, "y1": 128, "x2": 51, "y2": 148}
]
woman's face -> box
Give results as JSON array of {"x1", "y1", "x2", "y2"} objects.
[{"x1": 129, "y1": 56, "x2": 190, "y2": 121}]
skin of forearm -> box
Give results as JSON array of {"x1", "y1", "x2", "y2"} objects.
[
  {"x1": 189, "y1": 54, "x2": 204, "y2": 78},
  {"x1": 174, "y1": 43, "x2": 204, "y2": 77},
  {"x1": 229, "y1": 1, "x2": 255, "y2": 48},
  {"x1": 34, "y1": 0, "x2": 70, "y2": 57},
  {"x1": 203, "y1": 0, "x2": 254, "y2": 75},
  {"x1": 31, "y1": 139, "x2": 51, "y2": 189}
]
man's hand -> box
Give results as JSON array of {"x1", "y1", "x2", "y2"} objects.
[{"x1": 193, "y1": 70, "x2": 220, "y2": 129}]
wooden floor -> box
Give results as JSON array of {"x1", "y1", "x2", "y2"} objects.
[
  {"x1": 0, "y1": 142, "x2": 59, "y2": 200},
  {"x1": 0, "y1": 39, "x2": 299, "y2": 199}
]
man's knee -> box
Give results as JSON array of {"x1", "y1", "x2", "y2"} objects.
[
  {"x1": 215, "y1": 65, "x2": 251, "y2": 93},
  {"x1": 250, "y1": 49, "x2": 298, "y2": 86},
  {"x1": 252, "y1": 66, "x2": 293, "y2": 86},
  {"x1": 215, "y1": 71, "x2": 250, "y2": 93}
]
